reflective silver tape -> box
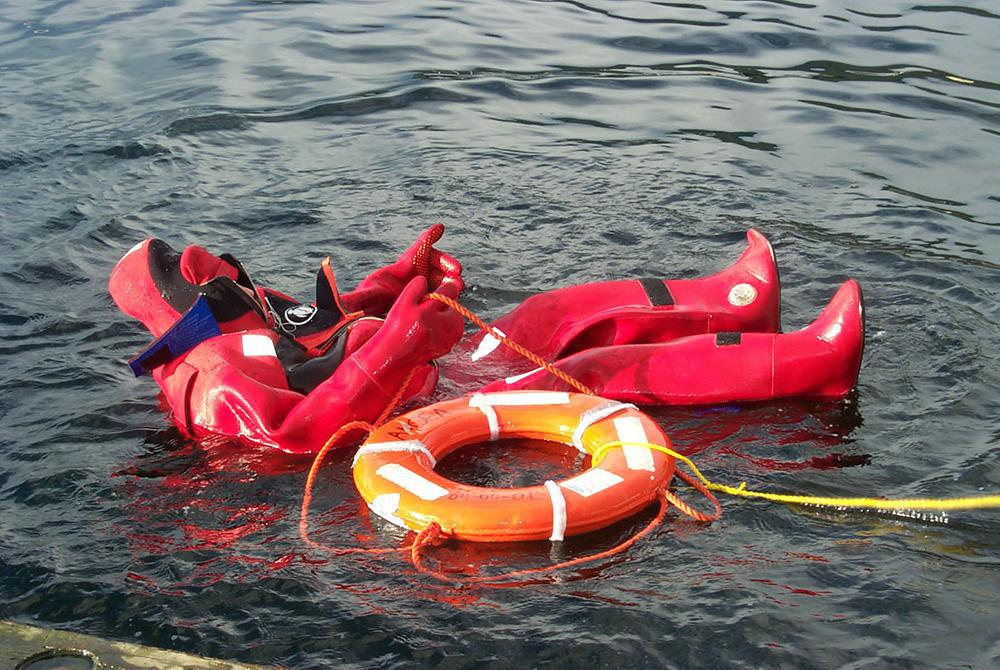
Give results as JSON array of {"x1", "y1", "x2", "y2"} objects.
[
  {"x1": 612, "y1": 416, "x2": 656, "y2": 472},
  {"x1": 504, "y1": 367, "x2": 543, "y2": 384},
  {"x1": 375, "y1": 464, "x2": 449, "y2": 501},
  {"x1": 560, "y1": 469, "x2": 624, "y2": 498},
  {"x1": 241, "y1": 333, "x2": 276, "y2": 357}
]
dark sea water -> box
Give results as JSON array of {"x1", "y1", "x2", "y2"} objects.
[{"x1": 2, "y1": 1, "x2": 999, "y2": 668}]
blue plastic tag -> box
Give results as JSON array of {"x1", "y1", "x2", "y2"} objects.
[{"x1": 128, "y1": 295, "x2": 222, "y2": 376}]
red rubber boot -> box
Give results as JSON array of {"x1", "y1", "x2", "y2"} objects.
[
  {"x1": 468, "y1": 229, "x2": 781, "y2": 364},
  {"x1": 480, "y1": 280, "x2": 864, "y2": 405}
]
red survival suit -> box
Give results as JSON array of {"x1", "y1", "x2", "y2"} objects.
[
  {"x1": 109, "y1": 225, "x2": 465, "y2": 455},
  {"x1": 111, "y1": 226, "x2": 864, "y2": 455},
  {"x1": 464, "y1": 228, "x2": 864, "y2": 403}
]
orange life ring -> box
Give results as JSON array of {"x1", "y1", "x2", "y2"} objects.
[{"x1": 352, "y1": 391, "x2": 676, "y2": 542}]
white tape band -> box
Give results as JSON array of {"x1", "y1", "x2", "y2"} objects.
[
  {"x1": 352, "y1": 440, "x2": 436, "y2": 468},
  {"x1": 571, "y1": 401, "x2": 637, "y2": 452},
  {"x1": 469, "y1": 394, "x2": 500, "y2": 441},
  {"x1": 544, "y1": 480, "x2": 567, "y2": 542}
]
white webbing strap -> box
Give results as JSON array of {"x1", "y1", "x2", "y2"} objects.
[
  {"x1": 571, "y1": 401, "x2": 637, "y2": 452},
  {"x1": 469, "y1": 393, "x2": 500, "y2": 441},
  {"x1": 471, "y1": 391, "x2": 571, "y2": 406},
  {"x1": 544, "y1": 480, "x2": 568, "y2": 542},
  {"x1": 352, "y1": 440, "x2": 436, "y2": 468}
]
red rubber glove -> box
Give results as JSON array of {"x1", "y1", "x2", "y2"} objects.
[
  {"x1": 371, "y1": 276, "x2": 464, "y2": 365},
  {"x1": 342, "y1": 224, "x2": 465, "y2": 316}
]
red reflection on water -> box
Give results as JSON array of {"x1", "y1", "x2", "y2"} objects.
[
  {"x1": 751, "y1": 578, "x2": 831, "y2": 597},
  {"x1": 716, "y1": 448, "x2": 871, "y2": 471},
  {"x1": 114, "y1": 391, "x2": 862, "y2": 601},
  {"x1": 785, "y1": 551, "x2": 830, "y2": 563}
]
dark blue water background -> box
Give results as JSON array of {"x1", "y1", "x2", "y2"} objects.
[{"x1": 2, "y1": 1, "x2": 999, "y2": 667}]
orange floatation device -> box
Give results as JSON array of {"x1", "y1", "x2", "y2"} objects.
[{"x1": 352, "y1": 391, "x2": 676, "y2": 542}]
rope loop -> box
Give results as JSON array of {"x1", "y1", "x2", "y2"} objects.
[
  {"x1": 666, "y1": 470, "x2": 723, "y2": 522},
  {"x1": 410, "y1": 497, "x2": 670, "y2": 585},
  {"x1": 299, "y1": 370, "x2": 418, "y2": 556}
]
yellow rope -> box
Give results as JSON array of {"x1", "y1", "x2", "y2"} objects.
[
  {"x1": 591, "y1": 440, "x2": 1000, "y2": 513},
  {"x1": 428, "y1": 291, "x2": 997, "y2": 516}
]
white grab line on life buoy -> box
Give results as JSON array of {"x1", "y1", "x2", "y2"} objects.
[
  {"x1": 612, "y1": 416, "x2": 656, "y2": 472},
  {"x1": 544, "y1": 480, "x2": 567, "y2": 542},
  {"x1": 469, "y1": 393, "x2": 501, "y2": 441},
  {"x1": 352, "y1": 440, "x2": 436, "y2": 468},
  {"x1": 471, "y1": 328, "x2": 506, "y2": 361},
  {"x1": 571, "y1": 401, "x2": 637, "y2": 452},
  {"x1": 375, "y1": 463, "x2": 449, "y2": 501},
  {"x1": 471, "y1": 391, "x2": 571, "y2": 407}
]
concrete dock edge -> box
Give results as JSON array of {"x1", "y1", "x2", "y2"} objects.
[{"x1": 1, "y1": 620, "x2": 274, "y2": 670}]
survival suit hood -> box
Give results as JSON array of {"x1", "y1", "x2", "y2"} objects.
[
  {"x1": 110, "y1": 239, "x2": 369, "y2": 377},
  {"x1": 109, "y1": 238, "x2": 270, "y2": 339}
]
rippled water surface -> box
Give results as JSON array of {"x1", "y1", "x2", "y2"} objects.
[{"x1": 2, "y1": 1, "x2": 999, "y2": 667}]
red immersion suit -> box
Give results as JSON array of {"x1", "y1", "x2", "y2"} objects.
[
  {"x1": 471, "y1": 228, "x2": 863, "y2": 403},
  {"x1": 110, "y1": 226, "x2": 864, "y2": 455},
  {"x1": 110, "y1": 225, "x2": 465, "y2": 454}
]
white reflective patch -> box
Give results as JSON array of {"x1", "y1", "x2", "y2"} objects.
[
  {"x1": 369, "y1": 493, "x2": 407, "y2": 528},
  {"x1": 470, "y1": 391, "x2": 571, "y2": 407},
  {"x1": 560, "y1": 469, "x2": 624, "y2": 498},
  {"x1": 471, "y1": 329, "x2": 505, "y2": 361},
  {"x1": 613, "y1": 416, "x2": 656, "y2": 472},
  {"x1": 124, "y1": 240, "x2": 145, "y2": 258},
  {"x1": 504, "y1": 367, "x2": 543, "y2": 385},
  {"x1": 376, "y1": 463, "x2": 449, "y2": 501},
  {"x1": 572, "y1": 401, "x2": 636, "y2": 452},
  {"x1": 545, "y1": 480, "x2": 567, "y2": 542},
  {"x1": 241, "y1": 333, "x2": 276, "y2": 357},
  {"x1": 352, "y1": 440, "x2": 436, "y2": 468}
]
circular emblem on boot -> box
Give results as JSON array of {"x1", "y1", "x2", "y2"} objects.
[
  {"x1": 284, "y1": 304, "x2": 318, "y2": 326},
  {"x1": 727, "y1": 283, "x2": 758, "y2": 307}
]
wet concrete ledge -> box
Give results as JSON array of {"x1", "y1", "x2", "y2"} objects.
[{"x1": 1, "y1": 620, "x2": 273, "y2": 669}]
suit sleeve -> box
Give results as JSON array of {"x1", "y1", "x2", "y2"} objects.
[{"x1": 167, "y1": 329, "x2": 426, "y2": 455}]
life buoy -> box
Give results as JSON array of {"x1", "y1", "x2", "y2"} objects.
[{"x1": 352, "y1": 391, "x2": 676, "y2": 542}]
